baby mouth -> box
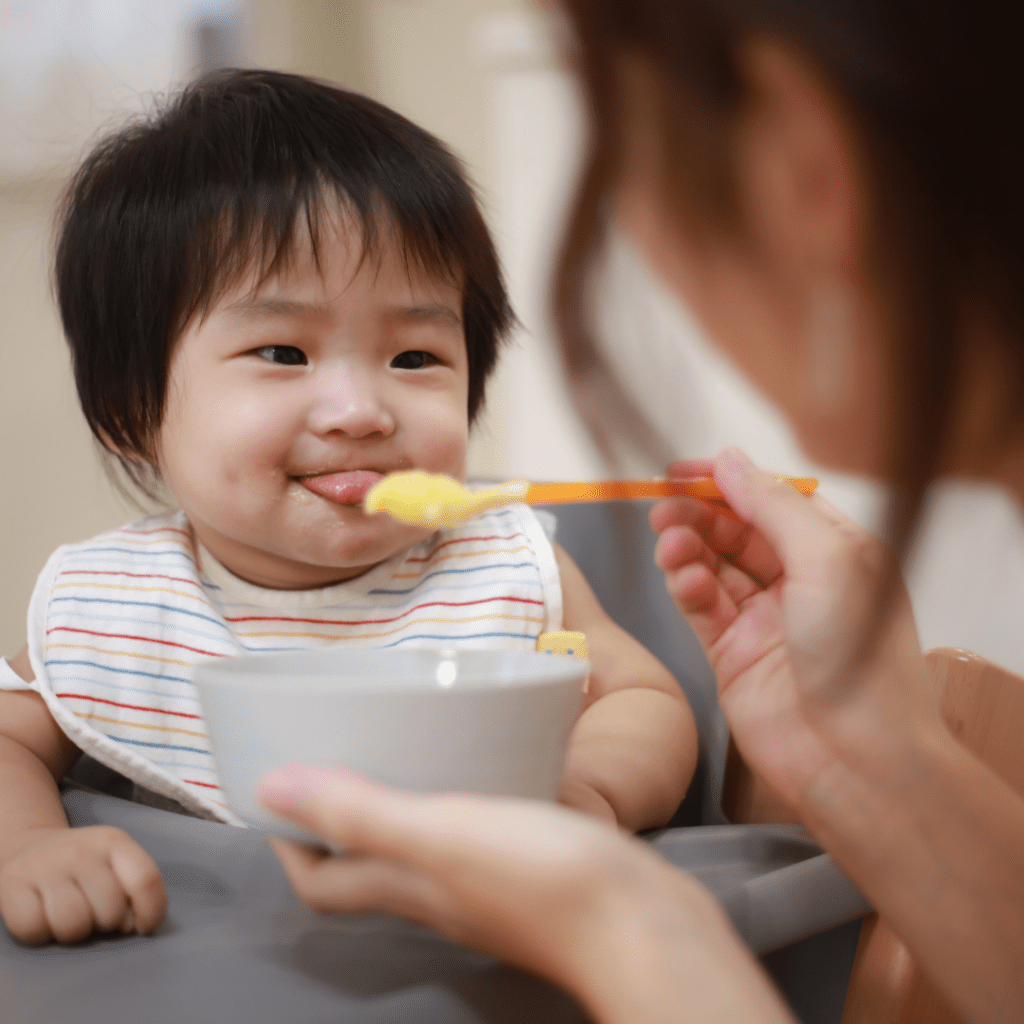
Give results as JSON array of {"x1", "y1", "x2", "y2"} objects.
[{"x1": 299, "y1": 470, "x2": 385, "y2": 505}]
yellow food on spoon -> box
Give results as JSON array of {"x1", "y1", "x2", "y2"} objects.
[{"x1": 364, "y1": 470, "x2": 529, "y2": 528}]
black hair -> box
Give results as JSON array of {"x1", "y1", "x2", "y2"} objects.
[
  {"x1": 556, "y1": 0, "x2": 1024, "y2": 559},
  {"x1": 55, "y1": 68, "x2": 513, "y2": 496}
]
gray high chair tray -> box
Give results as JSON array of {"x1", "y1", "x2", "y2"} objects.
[{"x1": 0, "y1": 502, "x2": 869, "y2": 1024}]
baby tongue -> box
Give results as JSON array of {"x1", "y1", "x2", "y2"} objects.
[{"x1": 301, "y1": 471, "x2": 384, "y2": 505}]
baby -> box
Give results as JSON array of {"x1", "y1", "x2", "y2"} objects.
[{"x1": 0, "y1": 70, "x2": 697, "y2": 945}]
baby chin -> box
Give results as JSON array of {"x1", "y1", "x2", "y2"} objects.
[{"x1": 283, "y1": 485, "x2": 431, "y2": 568}]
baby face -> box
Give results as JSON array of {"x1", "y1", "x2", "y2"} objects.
[{"x1": 156, "y1": 219, "x2": 469, "y2": 589}]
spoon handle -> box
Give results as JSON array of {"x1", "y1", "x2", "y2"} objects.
[{"x1": 524, "y1": 477, "x2": 817, "y2": 504}]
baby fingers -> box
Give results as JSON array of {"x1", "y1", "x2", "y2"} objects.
[
  {"x1": 0, "y1": 827, "x2": 166, "y2": 945},
  {"x1": 108, "y1": 839, "x2": 167, "y2": 935},
  {"x1": 0, "y1": 878, "x2": 49, "y2": 945},
  {"x1": 40, "y1": 878, "x2": 96, "y2": 944},
  {"x1": 0, "y1": 851, "x2": 99, "y2": 944},
  {"x1": 77, "y1": 864, "x2": 132, "y2": 934}
]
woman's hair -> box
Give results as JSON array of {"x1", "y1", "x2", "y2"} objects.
[
  {"x1": 55, "y1": 68, "x2": 513, "y2": 498},
  {"x1": 555, "y1": 0, "x2": 1024, "y2": 552}
]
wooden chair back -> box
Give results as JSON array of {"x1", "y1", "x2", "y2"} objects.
[
  {"x1": 840, "y1": 648, "x2": 1024, "y2": 1024},
  {"x1": 721, "y1": 647, "x2": 1024, "y2": 1024}
]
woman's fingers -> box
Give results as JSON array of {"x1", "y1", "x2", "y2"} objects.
[
  {"x1": 713, "y1": 449, "x2": 842, "y2": 578},
  {"x1": 262, "y1": 767, "x2": 436, "y2": 864},
  {"x1": 656, "y1": 539, "x2": 741, "y2": 649},
  {"x1": 651, "y1": 506, "x2": 771, "y2": 654},
  {"x1": 652, "y1": 492, "x2": 785, "y2": 590},
  {"x1": 655, "y1": 524, "x2": 763, "y2": 607},
  {"x1": 660, "y1": 452, "x2": 873, "y2": 589},
  {"x1": 650, "y1": 493, "x2": 717, "y2": 535},
  {"x1": 270, "y1": 838, "x2": 452, "y2": 927},
  {"x1": 262, "y1": 768, "x2": 619, "y2": 887},
  {"x1": 665, "y1": 457, "x2": 715, "y2": 479},
  {"x1": 263, "y1": 775, "x2": 549, "y2": 953}
]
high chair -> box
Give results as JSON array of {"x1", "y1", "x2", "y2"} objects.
[{"x1": 722, "y1": 647, "x2": 1024, "y2": 1024}]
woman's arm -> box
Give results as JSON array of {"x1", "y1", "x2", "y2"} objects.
[
  {"x1": 262, "y1": 767, "x2": 795, "y2": 1024},
  {"x1": 800, "y1": 719, "x2": 1024, "y2": 1024},
  {"x1": 554, "y1": 544, "x2": 698, "y2": 830},
  {"x1": 652, "y1": 448, "x2": 1024, "y2": 1024}
]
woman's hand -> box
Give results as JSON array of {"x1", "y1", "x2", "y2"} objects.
[
  {"x1": 0, "y1": 825, "x2": 166, "y2": 944},
  {"x1": 263, "y1": 767, "x2": 658, "y2": 979},
  {"x1": 650, "y1": 448, "x2": 939, "y2": 816},
  {"x1": 261, "y1": 766, "x2": 795, "y2": 1024},
  {"x1": 654, "y1": 449, "x2": 1024, "y2": 1023}
]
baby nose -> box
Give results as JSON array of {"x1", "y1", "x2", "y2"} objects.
[{"x1": 307, "y1": 369, "x2": 395, "y2": 439}]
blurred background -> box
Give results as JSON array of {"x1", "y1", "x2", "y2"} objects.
[{"x1": 3, "y1": 0, "x2": 1024, "y2": 671}]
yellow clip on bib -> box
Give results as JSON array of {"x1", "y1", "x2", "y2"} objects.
[{"x1": 536, "y1": 631, "x2": 589, "y2": 692}]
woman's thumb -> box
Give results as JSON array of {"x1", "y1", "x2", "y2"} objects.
[{"x1": 713, "y1": 448, "x2": 830, "y2": 573}]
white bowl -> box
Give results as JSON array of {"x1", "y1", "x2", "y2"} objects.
[{"x1": 193, "y1": 647, "x2": 588, "y2": 842}]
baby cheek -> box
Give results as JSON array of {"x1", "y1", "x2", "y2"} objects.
[
  {"x1": 420, "y1": 408, "x2": 468, "y2": 474},
  {"x1": 227, "y1": 420, "x2": 291, "y2": 473},
  {"x1": 194, "y1": 437, "x2": 280, "y2": 510}
]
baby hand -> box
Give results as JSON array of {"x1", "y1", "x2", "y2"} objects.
[{"x1": 0, "y1": 826, "x2": 166, "y2": 944}]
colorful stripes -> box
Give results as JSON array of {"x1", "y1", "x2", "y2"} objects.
[
  {"x1": 55, "y1": 692, "x2": 202, "y2": 720},
  {"x1": 47, "y1": 626, "x2": 226, "y2": 659},
  {"x1": 222, "y1": 593, "x2": 543, "y2": 627},
  {"x1": 58, "y1": 569, "x2": 208, "y2": 589},
  {"x1": 371, "y1": 562, "x2": 539, "y2": 595},
  {"x1": 39, "y1": 507, "x2": 556, "y2": 822}
]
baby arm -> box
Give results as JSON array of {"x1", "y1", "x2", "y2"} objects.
[
  {"x1": 0, "y1": 645, "x2": 166, "y2": 943},
  {"x1": 554, "y1": 546, "x2": 698, "y2": 831}
]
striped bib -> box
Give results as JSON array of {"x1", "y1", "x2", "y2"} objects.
[{"x1": 23, "y1": 506, "x2": 561, "y2": 822}]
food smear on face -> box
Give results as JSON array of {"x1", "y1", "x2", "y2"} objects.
[
  {"x1": 287, "y1": 482, "x2": 316, "y2": 505},
  {"x1": 364, "y1": 470, "x2": 477, "y2": 528},
  {"x1": 301, "y1": 470, "x2": 384, "y2": 505}
]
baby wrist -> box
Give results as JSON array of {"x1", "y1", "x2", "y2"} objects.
[{"x1": 0, "y1": 824, "x2": 66, "y2": 868}]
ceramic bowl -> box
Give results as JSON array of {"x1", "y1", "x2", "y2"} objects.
[{"x1": 193, "y1": 647, "x2": 588, "y2": 842}]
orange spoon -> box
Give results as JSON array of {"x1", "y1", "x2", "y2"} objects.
[
  {"x1": 522, "y1": 477, "x2": 818, "y2": 503},
  {"x1": 365, "y1": 471, "x2": 817, "y2": 528}
]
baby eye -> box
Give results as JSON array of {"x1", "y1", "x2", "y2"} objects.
[
  {"x1": 391, "y1": 351, "x2": 436, "y2": 370},
  {"x1": 254, "y1": 345, "x2": 307, "y2": 366}
]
